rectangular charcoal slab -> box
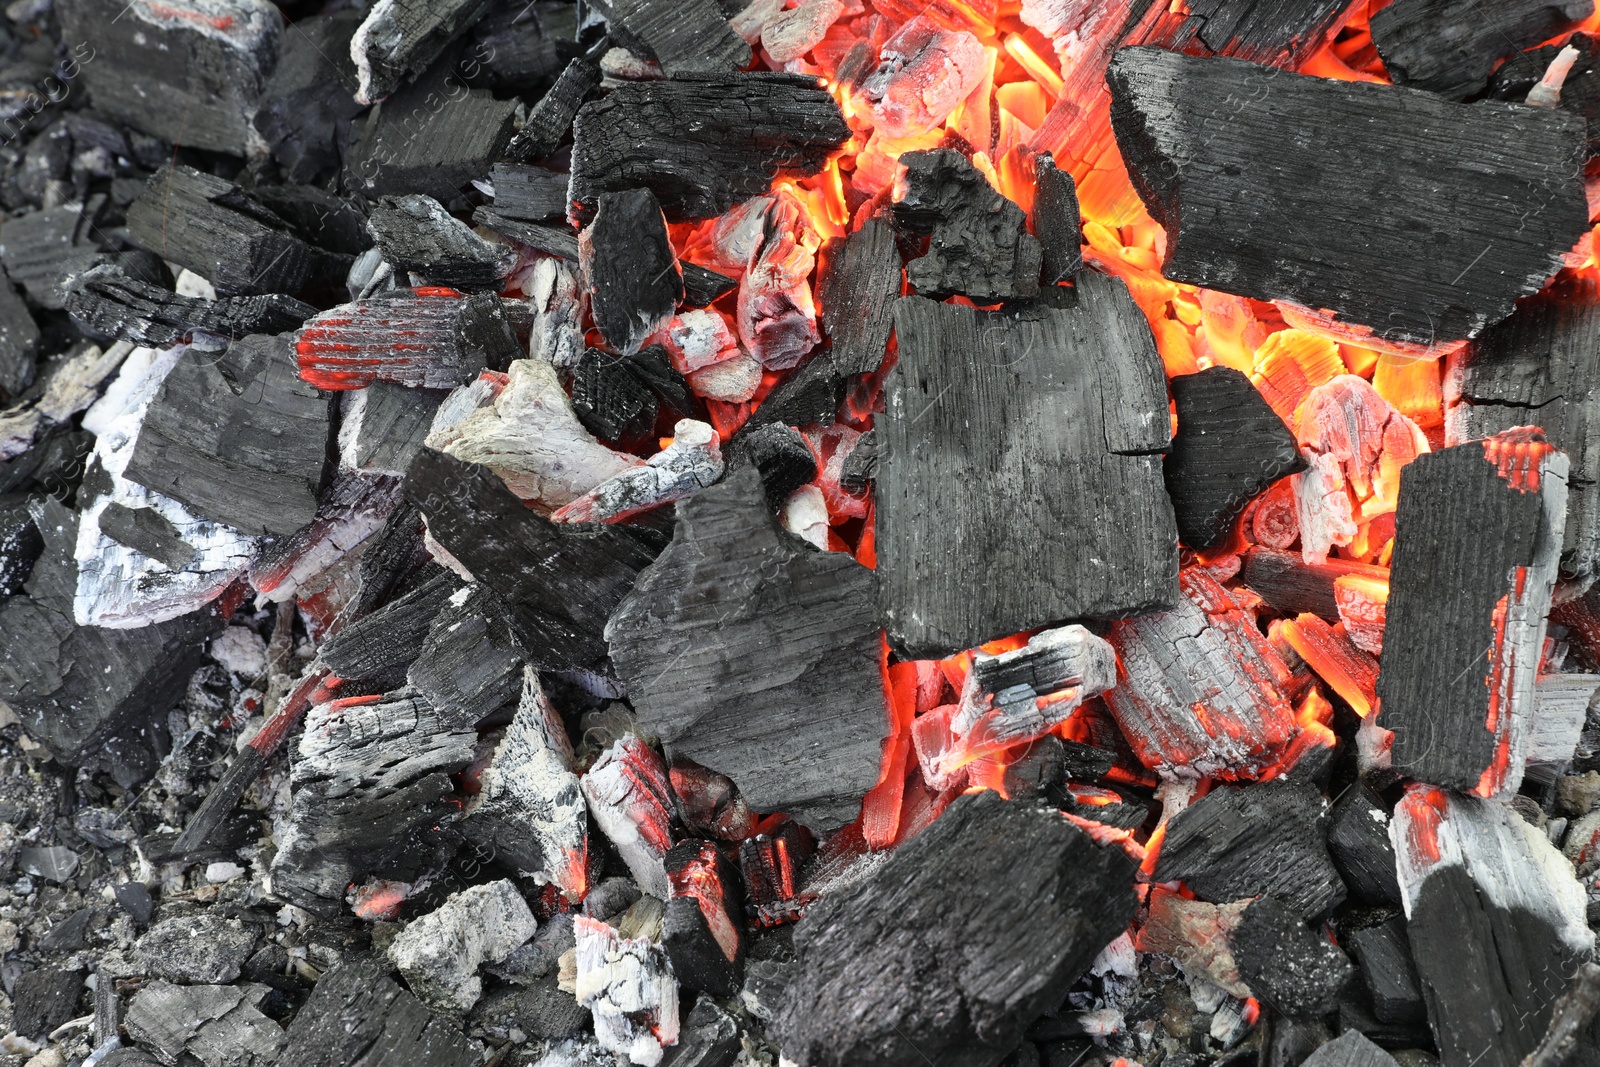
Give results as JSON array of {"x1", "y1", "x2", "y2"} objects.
[
  {"x1": 877, "y1": 272, "x2": 1178, "y2": 659},
  {"x1": 1376, "y1": 431, "x2": 1567, "y2": 795},
  {"x1": 1447, "y1": 280, "x2": 1600, "y2": 581},
  {"x1": 1107, "y1": 46, "x2": 1589, "y2": 347},
  {"x1": 816, "y1": 219, "x2": 901, "y2": 377},
  {"x1": 568, "y1": 72, "x2": 850, "y2": 222}
]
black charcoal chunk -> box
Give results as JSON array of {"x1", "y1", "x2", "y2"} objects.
[
  {"x1": 878, "y1": 275, "x2": 1178, "y2": 659},
  {"x1": 591, "y1": 0, "x2": 750, "y2": 73},
  {"x1": 727, "y1": 423, "x2": 817, "y2": 508},
  {"x1": 571, "y1": 347, "x2": 660, "y2": 448},
  {"x1": 98, "y1": 503, "x2": 196, "y2": 571},
  {"x1": 342, "y1": 382, "x2": 448, "y2": 476},
  {"x1": 471, "y1": 980, "x2": 590, "y2": 1042},
  {"x1": 662, "y1": 997, "x2": 741, "y2": 1067},
  {"x1": 318, "y1": 570, "x2": 461, "y2": 685},
  {"x1": 1161, "y1": 0, "x2": 1354, "y2": 65},
  {"x1": 455, "y1": 291, "x2": 523, "y2": 373},
  {"x1": 0, "y1": 263, "x2": 39, "y2": 395},
  {"x1": 471, "y1": 210, "x2": 580, "y2": 260},
  {"x1": 580, "y1": 188, "x2": 683, "y2": 356},
  {"x1": 664, "y1": 840, "x2": 745, "y2": 996},
  {"x1": 65, "y1": 265, "x2": 316, "y2": 346},
  {"x1": 1345, "y1": 918, "x2": 1426, "y2": 1025},
  {"x1": 276, "y1": 956, "x2": 477, "y2": 1067},
  {"x1": 892, "y1": 148, "x2": 1041, "y2": 303},
  {"x1": 504, "y1": 56, "x2": 603, "y2": 164},
  {"x1": 1033, "y1": 152, "x2": 1082, "y2": 285},
  {"x1": 254, "y1": 11, "x2": 367, "y2": 182},
  {"x1": 569, "y1": 72, "x2": 850, "y2": 221},
  {"x1": 1326, "y1": 782, "x2": 1402, "y2": 906},
  {"x1": 123, "y1": 981, "x2": 284, "y2": 1066},
  {"x1": 253, "y1": 186, "x2": 373, "y2": 257},
  {"x1": 607, "y1": 469, "x2": 885, "y2": 830},
  {"x1": 467, "y1": 1, "x2": 582, "y2": 92},
  {"x1": 772, "y1": 791, "x2": 1139, "y2": 1067},
  {"x1": 134, "y1": 913, "x2": 259, "y2": 984},
  {"x1": 1230, "y1": 896, "x2": 1355, "y2": 1017},
  {"x1": 125, "y1": 166, "x2": 343, "y2": 297},
  {"x1": 12, "y1": 967, "x2": 83, "y2": 1038},
  {"x1": 1165, "y1": 367, "x2": 1305, "y2": 551},
  {"x1": 1153, "y1": 779, "x2": 1346, "y2": 919},
  {"x1": 350, "y1": 0, "x2": 497, "y2": 104},
  {"x1": 0, "y1": 500, "x2": 221, "y2": 773},
  {"x1": 115, "y1": 882, "x2": 155, "y2": 925},
  {"x1": 406, "y1": 448, "x2": 659, "y2": 670},
  {"x1": 368, "y1": 195, "x2": 518, "y2": 291},
  {"x1": 1371, "y1": 0, "x2": 1592, "y2": 100},
  {"x1": 1448, "y1": 278, "x2": 1600, "y2": 581},
  {"x1": 1300, "y1": 1031, "x2": 1402, "y2": 1067},
  {"x1": 487, "y1": 163, "x2": 570, "y2": 222},
  {"x1": 681, "y1": 262, "x2": 737, "y2": 309},
  {"x1": 0, "y1": 497, "x2": 42, "y2": 597},
  {"x1": 122, "y1": 335, "x2": 333, "y2": 537},
  {"x1": 1240, "y1": 547, "x2": 1388, "y2": 624},
  {"x1": 406, "y1": 585, "x2": 526, "y2": 728},
  {"x1": 1, "y1": 199, "x2": 113, "y2": 310},
  {"x1": 745, "y1": 352, "x2": 843, "y2": 431},
  {"x1": 347, "y1": 76, "x2": 520, "y2": 202},
  {"x1": 1107, "y1": 46, "x2": 1589, "y2": 347},
  {"x1": 57, "y1": 0, "x2": 281, "y2": 155},
  {"x1": 817, "y1": 219, "x2": 901, "y2": 376}
]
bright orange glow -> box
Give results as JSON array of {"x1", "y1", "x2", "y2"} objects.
[
  {"x1": 1372, "y1": 353, "x2": 1444, "y2": 431},
  {"x1": 1250, "y1": 329, "x2": 1343, "y2": 424},
  {"x1": 1003, "y1": 33, "x2": 1064, "y2": 97}
]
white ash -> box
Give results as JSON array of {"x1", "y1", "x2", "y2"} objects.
[
  {"x1": 521, "y1": 258, "x2": 586, "y2": 370},
  {"x1": 687, "y1": 351, "x2": 763, "y2": 403},
  {"x1": 780, "y1": 484, "x2": 830, "y2": 550},
  {"x1": 581, "y1": 735, "x2": 674, "y2": 900},
  {"x1": 661, "y1": 310, "x2": 740, "y2": 375},
  {"x1": 1529, "y1": 674, "x2": 1600, "y2": 772},
  {"x1": 208, "y1": 626, "x2": 269, "y2": 681},
  {"x1": 951, "y1": 624, "x2": 1117, "y2": 745},
  {"x1": 573, "y1": 915, "x2": 679, "y2": 1067},
  {"x1": 0, "y1": 340, "x2": 132, "y2": 460},
  {"x1": 761, "y1": 0, "x2": 843, "y2": 64},
  {"x1": 173, "y1": 270, "x2": 216, "y2": 300},
  {"x1": 553, "y1": 419, "x2": 723, "y2": 524},
  {"x1": 388, "y1": 879, "x2": 539, "y2": 1014}
]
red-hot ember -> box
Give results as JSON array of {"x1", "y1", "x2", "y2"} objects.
[
  {"x1": 1482, "y1": 426, "x2": 1557, "y2": 492},
  {"x1": 739, "y1": 820, "x2": 816, "y2": 927},
  {"x1": 667, "y1": 841, "x2": 742, "y2": 963}
]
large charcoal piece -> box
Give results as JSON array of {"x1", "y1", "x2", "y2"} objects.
[
  {"x1": 350, "y1": 0, "x2": 496, "y2": 103},
  {"x1": 123, "y1": 335, "x2": 333, "y2": 538},
  {"x1": 1391, "y1": 787, "x2": 1595, "y2": 1067},
  {"x1": 125, "y1": 166, "x2": 338, "y2": 297},
  {"x1": 405, "y1": 449, "x2": 658, "y2": 670},
  {"x1": 772, "y1": 792, "x2": 1139, "y2": 1067},
  {"x1": 65, "y1": 267, "x2": 316, "y2": 346},
  {"x1": 1165, "y1": 367, "x2": 1305, "y2": 550},
  {"x1": 1107, "y1": 46, "x2": 1589, "y2": 347},
  {"x1": 276, "y1": 956, "x2": 476, "y2": 1067},
  {"x1": 1326, "y1": 781, "x2": 1402, "y2": 906},
  {"x1": 607, "y1": 468, "x2": 886, "y2": 830},
  {"x1": 1377, "y1": 429, "x2": 1567, "y2": 796},
  {"x1": 1160, "y1": 0, "x2": 1352, "y2": 65},
  {"x1": 591, "y1": 0, "x2": 750, "y2": 73},
  {"x1": 892, "y1": 149, "x2": 1041, "y2": 303},
  {"x1": 0, "y1": 500, "x2": 220, "y2": 776},
  {"x1": 878, "y1": 272, "x2": 1178, "y2": 658},
  {"x1": 407, "y1": 586, "x2": 525, "y2": 728},
  {"x1": 346, "y1": 72, "x2": 520, "y2": 202},
  {"x1": 816, "y1": 219, "x2": 901, "y2": 376},
  {"x1": 1152, "y1": 778, "x2": 1346, "y2": 919},
  {"x1": 57, "y1": 0, "x2": 282, "y2": 155},
  {"x1": 569, "y1": 72, "x2": 850, "y2": 221},
  {"x1": 254, "y1": 11, "x2": 367, "y2": 182},
  {"x1": 317, "y1": 570, "x2": 460, "y2": 686},
  {"x1": 1371, "y1": 0, "x2": 1593, "y2": 100},
  {"x1": 581, "y1": 188, "x2": 683, "y2": 356},
  {"x1": 1447, "y1": 280, "x2": 1600, "y2": 580}
]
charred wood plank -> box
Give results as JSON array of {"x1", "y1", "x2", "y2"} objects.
[
  {"x1": 892, "y1": 149, "x2": 1041, "y2": 303},
  {"x1": 1377, "y1": 429, "x2": 1567, "y2": 795},
  {"x1": 1166, "y1": 366, "x2": 1305, "y2": 551},
  {"x1": 486, "y1": 163, "x2": 571, "y2": 222},
  {"x1": 817, "y1": 219, "x2": 901, "y2": 376},
  {"x1": 1240, "y1": 547, "x2": 1389, "y2": 624},
  {"x1": 0, "y1": 200, "x2": 112, "y2": 311},
  {"x1": 1371, "y1": 0, "x2": 1593, "y2": 100},
  {"x1": 771, "y1": 791, "x2": 1139, "y2": 1067},
  {"x1": 1107, "y1": 46, "x2": 1590, "y2": 347},
  {"x1": 878, "y1": 273, "x2": 1178, "y2": 658},
  {"x1": 569, "y1": 73, "x2": 850, "y2": 222},
  {"x1": 346, "y1": 77, "x2": 520, "y2": 202},
  {"x1": 606, "y1": 468, "x2": 886, "y2": 830},
  {"x1": 581, "y1": 188, "x2": 683, "y2": 356},
  {"x1": 295, "y1": 288, "x2": 493, "y2": 391},
  {"x1": 1447, "y1": 278, "x2": 1600, "y2": 581}
]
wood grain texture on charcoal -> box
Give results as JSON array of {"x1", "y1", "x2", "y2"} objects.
[
  {"x1": 253, "y1": 11, "x2": 366, "y2": 183},
  {"x1": 1033, "y1": 152, "x2": 1082, "y2": 285},
  {"x1": 1371, "y1": 0, "x2": 1593, "y2": 100},
  {"x1": 276, "y1": 956, "x2": 477, "y2": 1067},
  {"x1": 581, "y1": 188, "x2": 683, "y2": 356},
  {"x1": 607, "y1": 468, "x2": 886, "y2": 830},
  {"x1": 1107, "y1": 46, "x2": 1589, "y2": 347},
  {"x1": 1239, "y1": 547, "x2": 1389, "y2": 624},
  {"x1": 590, "y1": 0, "x2": 750, "y2": 74},
  {"x1": 1158, "y1": 0, "x2": 1353, "y2": 65},
  {"x1": 65, "y1": 267, "x2": 316, "y2": 347},
  {"x1": 350, "y1": 0, "x2": 495, "y2": 103},
  {"x1": 816, "y1": 219, "x2": 901, "y2": 376},
  {"x1": 503, "y1": 56, "x2": 602, "y2": 164},
  {"x1": 877, "y1": 271, "x2": 1178, "y2": 659}
]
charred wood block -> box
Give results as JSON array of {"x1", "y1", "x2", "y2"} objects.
[
  {"x1": 65, "y1": 267, "x2": 316, "y2": 347},
  {"x1": 1345, "y1": 917, "x2": 1426, "y2": 1026},
  {"x1": 581, "y1": 188, "x2": 683, "y2": 356},
  {"x1": 740, "y1": 821, "x2": 814, "y2": 927},
  {"x1": 1240, "y1": 547, "x2": 1389, "y2": 624},
  {"x1": 0, "y1": 264, "x2": 39, "y2": 396},
  {"x1": 745, "y1": 352, "x2": 843, "y2": 431},
  {"x1": 405, "y1": 448, "x2": 659, "y2": 670},
  {"x1": 592, "y1": 0, "x2": 749, "y2": 73},
  {"x1": 1447, "y1": 280, "x2": 1600, "y2": 581},
  {"x1": 2, "y1": 200, "x2": 114, "y2": 310},
  {"x1": 340, "y1": 382, "x2": 447, "y2": 476},
  {"x1": 12, "y1": 967, "x2": 83, "y2": 1039},
  {"x1": 1230, "y1": 895, "x2": 1354, "y2": 1017},
  {"x1": 1105, "y1": 567, "x2": 1297, "y2": 778},
  {"x1": 1162, "y1": 0, "x2": 1352, "y2": 65},
  {"x1": 1166, "y1": 367, "x2": 1305, "y2": 551},
  {"x1": 569, "y1": 73, "x2": 850, "y2": 222},
  {"x1": 670, "y1": 759, "x2": 759, "y2": 842},
  {"x1": 879, "y1": 275, "x2": 1178, "y2": 658},
  {"x1": 407, "y1": 585, "x2": 525, "y2": 729},
  {"x1": 1300, "y1": 1030, "x2": 1402, "y2": 1067},
  {"x1": 727, "y1": 422, "x2": 818, "y2": 508},
  {"x1": 1033, "y1": 152, "x2": 1082, "y2": 286},
  {"x1": 665, "y1": 840, "x2": 746, "y2": 996},
  {"x1": 251, "y1": 185, "x2": 373, "y2": 257},
  {"x1": 487, "y1": 163, "x2": 571, "y2": 222},
  {"x1": 1153, "y1": 778, "x2": 1346, "y2": 919},
  {"x1": 504, "y1": 56, "x2": 603, "y2": 164},
  {"x1": 58, "y1": 0, "x2": 281, "y2": 156},
  {"x1": 368, "y1": 195, "x2": 518, "y2": 292},
  {"x1": 466, "y1": 1, "x2": 581, "y2": 92},
  {"x1": 1326, "y1": 780, "x2": 1402, "y2": 906},
  {"x1": 662, "y1": 997, "x2": 741, "y2": 1067},
  {"x1": 296, "y1": 288, "x2": 490, "y2": 391},
  {"x1": 276, "y1": 955, "x2": 477, "y2": 1067},
  {"x1": 125, "y1": 166, "x2": 341, "y2": 297},
  {"x1": 471, "y1": 210, "x2": 580, "y2": 261},
  {"x1": 571, "y1": 347, "x2": 660, "y2": 448},
  {"x1": 254, "y1": 11, "x2": 367, "y2": 183},
  {"x1": 123, "y1": 335, "x2": 332, "y2": 537},
  {"x1": 388, "y1": 880, "x2": 537, "y2": 1013},
  {"x1": 346, "y1": 81, "x2": 520, "y2": 202},
  {"x1": 1371, "y1": 0, "x2": 1593, "y2": 100},
  {"x1": 0, "y1": 500, "x2": 219, "y2": 771},
  {"x1": 607, "y1": 468, "x2": 886, "y2": 829},
  {"x1": 319, "y1": 570, "x2": 461, "y2": 685},
  {"x1": 1107, "y1": 46, "x2": 1589, "y2": 347},
  {"x1": 583, "y1": 734, "x2": 676, "y2": 899},
  {"x1": 817, "y1": 219, "x2": 901, "y2": 377},
  {"x1": 350, "y1": 0, "x2": 496, "y2": 103},
  {"x1": 771, "y1": 791, "x2": 1139, "y2": 1067},
  {"x1": 893, "y1": 149, "x2": 1041, "y2": 303},
  {"x1": 1378, "y1": 429, "x2": 1567, "y2": 796},
  {"x1": 1392, "y1": 786, "x2": 1594, "y2": 1067},
  {"x1": 682, "y1": 262, "x2": 737, "y2": 309}
]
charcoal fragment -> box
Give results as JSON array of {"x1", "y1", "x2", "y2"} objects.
[
  {"x1": 1033, "y1": 152, "x2": 1083, "y2": 285},
  {"x1": 1229, "y1": 895, "x2": 1355, "y2": 1017},
  {"x1": 1326, "y1": 781, "x2": 1402, "y2": 906},
  {"x1": 65, "y1": 266, "x2": 316, "y2": 346},
  {"x1": 892, "y1": 148, "x2": 1041, "y2": 303},
  {"x1": 1371, "y1": 0, "x2": 1593, "y2": 100},
  {"x1": 504, "y1": 56, "x2": 603, "y2": 164},
  {"x1": 351, "y1": 0, "x2": 497, "y2": 104},
  {"x1": 12, "y1": 967, "x2": 84, "y2": 1038},
  {"x1": 581, "y1": 188, "x2": 684, "y2": 356},
  {"x1": 590, "y1": 0, "x2": 750, "y2": 73},
  {"x1": 816, "y1": 219, "x2": 901, "y2": 377},
  {"x1": 367, "y1": 195, "x2": 518, "y2": 292},
  {"x1": 253, "y1": 11, "x2": 367, "y2": 182},
  {"x1": 275, "y1": 955, "x2": 477, "y2": 1067}
]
